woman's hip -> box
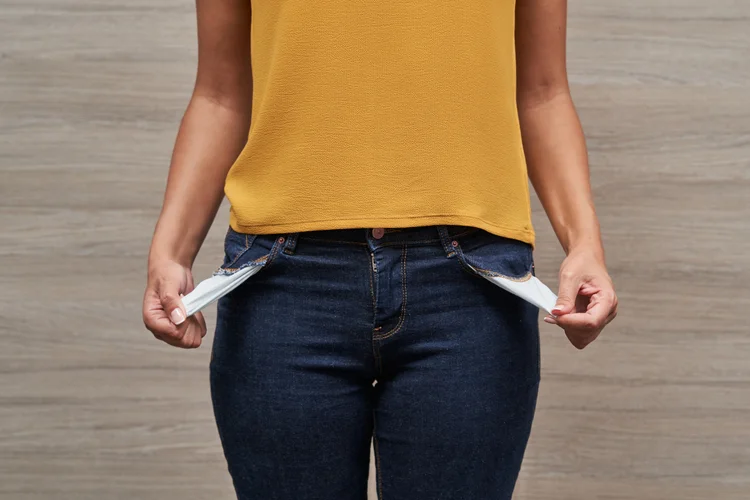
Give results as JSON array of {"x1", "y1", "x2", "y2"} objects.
[{"x1": 210, "y1": 223, "x2": 540, "y2": 383}]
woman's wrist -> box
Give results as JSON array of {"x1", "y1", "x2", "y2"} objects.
[
  {"x1": 148, "y1": 225, "x2": 200, "y2": 270},
  {"x1": 557, "y1": 216, "x2": 605, "y2": 262},
  {"x1": 149, "y1": 233, "x2": 201, "y2": 268}
]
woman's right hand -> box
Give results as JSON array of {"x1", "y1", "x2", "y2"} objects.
[
  {"x1": 142, "y1": 258, "x2": 207, "y2": 349},
  {"x1": 140, "y1": 0, "x2": 255, "y2": 348}
]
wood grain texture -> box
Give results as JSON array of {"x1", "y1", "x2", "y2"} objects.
[{"x1": 1, "y1": 1, "x2": 748, "y2": 499}]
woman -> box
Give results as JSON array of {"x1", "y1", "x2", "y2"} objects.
[{"x1": 142, "y1": 0, "x2": 617, "y2": 498}]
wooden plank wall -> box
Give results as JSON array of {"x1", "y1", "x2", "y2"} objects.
[{"x1": 1, "y1": 1, "x2": 747, "y2": 498}]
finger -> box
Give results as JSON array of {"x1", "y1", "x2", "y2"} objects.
[
  {"x1": 604, "y1": 310, "x2": 617, "y2": 326},
  {"x1": 189, "y1": 325, "x2": 204, "y2": 348},
  {"x1": 565, "y1": 331, "x2": 586, "y2": 349},
  {"x1": 172, "y1": 301, "x2": 205, "y2": 347},
  {"x1": 555, "y1": 301, "x2": 610, "y2": 331},
  {"x1": 565, "y1": 329, "x2": 600, "y2": 350},
  {"x1": 542, "y1": 315, "x2": 600, "y2": 349},
  {"x1": 143, "y1": 290, "x2": 182, "y2": 338},
  {"x1": 158, "y1": 282, "x2": 187, "y2": 329},
  {"x1": 155, "y1": 323, "x2": 196, "y2": 349},
  {"x1": 176, "y1": 292, "x2": 204, "y2": 342},
  {"x1": 187, "y1": 321, "x2": 205, "y2": 348},
  {"x1": 153, "y1": 329, "x2": 186, "y2": 348},
  {"x1": 586, "y1": 291, "x2": 617, "y2": 324},
  {"x1": 178, "y1": 326, "x2": 199, "y2": 349},
  {"x1": 194, "y1": 311, "x2": 208, "y2": 338},
  {"x1": 144, "y1": 307, "x2": 182, "y2": 337},
  {"x1": 552, "y1": 270, "x2": 581, "y2": 316},
  {"x1": 166, "y1": 311, "x2": 204, "y2": 349},
  {"x1": 562, "y1": 307, "x2": 617, "y2": 349}
]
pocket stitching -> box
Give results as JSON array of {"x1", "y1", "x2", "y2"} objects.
[
  {"x1": 466, "y1": 261, "x2": 534, "y2": 282},
  {"x1": 454, "y1": 240, "x2": 534, "y2": 282},
  {"x1": 221, "y1": 230, "x2": 255, "y2": 271},
  {"x1": 214, "y1": 235, "x2": 284, "y2": 275}
]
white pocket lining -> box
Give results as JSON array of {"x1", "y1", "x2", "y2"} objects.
[
  {"x1": 465, "y1": 262, "x2": 558, "y2": 314},
  {"x1": 182, "y1": 265, "x2": 264, "y2": 318}
]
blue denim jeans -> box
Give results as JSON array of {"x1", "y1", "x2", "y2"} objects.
[{"x1": 210, "y1": 224, "x2": 540, "y2": 500}]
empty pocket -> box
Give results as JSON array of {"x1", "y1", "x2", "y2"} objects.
[
  {"x1": 454, "y1": 229, "x2": 557, "y2": 314},
  {"x1": 181, "y1": 227, "x2": 284, "y2": 317}
]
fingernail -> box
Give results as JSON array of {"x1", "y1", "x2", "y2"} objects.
[
  {"x1": 170, "y1": 308, "x2": 186, "y2": 325},
  {"x1": 543, "y1": 316, "x2": 557, "y2": 324},
  {"x1": 551, "y1": 305, "x2": 563, "y2": 315}
]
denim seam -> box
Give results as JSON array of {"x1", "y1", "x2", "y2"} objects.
[
  {"x1": 372, "y1": 245, "x2": 407, "y2": 341},
  {"x1": 367, "y1": 249, "x2": 382, "y2": 377},
  {"x1": 221, "y1": 232, "x2": 252, "y2": 271},
  {"x1": 214, "y1": 237, "x2": 283, "y2": 274},
  {"x1": 368, "y1": 250, "x2": 377, "y2": 312},
  {"x1": 454, "y1": 243, "x2": 534, "y2": 282},
  {"x1": 282, "y1": 232, "x2": 299, "y2": 255},
  {"x1": 471, "y1": 264, "x2": 534, "y2": 282},
  {"x1": 216, "y1": 253, "x2": 268, "y2": 273},
  {"x1": 373, "y1": 415, "x2": 384, "y2": 500}
]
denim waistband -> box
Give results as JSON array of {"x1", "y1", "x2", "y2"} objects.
[{"x1": 290, "y1": 225, "x2": 480, "y2": 247}]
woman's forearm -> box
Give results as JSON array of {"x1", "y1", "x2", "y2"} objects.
[
  {"x1": 143, "y1": 0, "x2": 255, "y2": 347},
  {"x1": 149, "y1": 95, "x2": 251, "y2": 268},
  {"x1": 519, "y1": 91, "x2": 604, "y2": 260},
  {"x1": 511, "y1": 0, "x2": 616, "y2": 347}
]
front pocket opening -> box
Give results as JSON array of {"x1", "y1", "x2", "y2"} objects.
[
  {"x1": 185, "y1": 264, "x2": 267, "y2": 317},
  {"x1": 454, "y1": 235, "x2": 534, "y2": 282},
  {"x1": 214, "y1": 234, "x2": 285, "y2": 276},
  {"x1": 214, "y1": 253, "x2": 271, "y2": 276},
  {"x1": 468, "y1": 262, "x2": 534, "y2": 282}
]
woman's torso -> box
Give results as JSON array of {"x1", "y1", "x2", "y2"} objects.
[{"x1": 225, "y1": 0, "x2": 535, "y2": 246}]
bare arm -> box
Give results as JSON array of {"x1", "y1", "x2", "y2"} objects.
[
  {"x1": 143, "y1": 0, "x2": 253, "y2": 348},
  {"x1": 516, "y1": 0, "x2": 617, "y2": 348}
]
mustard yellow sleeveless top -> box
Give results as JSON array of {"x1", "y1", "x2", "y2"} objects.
[{"x1": 225, "y1": 0, "x2": 535, "y2": 246}]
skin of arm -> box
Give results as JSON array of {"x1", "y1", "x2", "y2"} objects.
[
  {"x1": 515, "y1": 0, "x2": 618, "y2": 349},
  {"x1": 143, "y1": 0, "x2": 253, "y2": 348}
]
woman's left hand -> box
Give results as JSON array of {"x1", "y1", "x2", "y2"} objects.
[{"x1": 544, "y1": 247, "x2": 618, "y2": 349}]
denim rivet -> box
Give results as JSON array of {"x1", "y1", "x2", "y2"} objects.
[
  {"x1": 451, "y1": 240, "x2": 458, "y2": 247},
  {"x1": 278, "y1": 237, "x2": 285, "y2": 244}
]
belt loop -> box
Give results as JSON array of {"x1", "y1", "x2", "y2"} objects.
[
  {"x1": 436, "y1": 225, "x2": 458, "y2": 258},
  {"x1": 283, "y1": 232, "x2": 299, "y2": 255}
]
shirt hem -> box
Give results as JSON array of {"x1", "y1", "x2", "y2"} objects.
[{"x1": 229, "y1": 213, "x2": 536, "y2": 248}]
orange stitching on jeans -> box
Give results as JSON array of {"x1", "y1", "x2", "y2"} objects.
[
  {"x1": 367, "y1": 249, "x2": 383, "y2": 377},
  {"x1": 368, "y1": 250, "x2": 376, "y2": 311},
  {"x1": 373, "y1": 245, "x2": 407, "y2": 340},
  {"x1": 218, "y1": 253, "x2": 268, "y2": 272},
  {"x1": 216, "y1": 237, "x2": 283, "y2": 273},
  {"x1": 222, "y1": 231, "x2": 252, "y2": 271},
  {"x1": 472, "y1": 265, "x2": 534, "y2": 282},
  {"x1": 266, "y1": 238, "x2": 283, "y2": 266},
  {"x1": 455, "y1": 245, "x2": 534, "y2": 282}
]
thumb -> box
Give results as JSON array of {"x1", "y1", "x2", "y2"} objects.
[
  {"x1": 552, "y1": 272, "x2": 580, "y2": 316},
  {"x1": 159, "y1": 282, "x2": 187, "y2": 326}
]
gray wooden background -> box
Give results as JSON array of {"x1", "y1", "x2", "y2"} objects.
[{"x1": 1, "y1": 1, "x2": 748, "y2": 499}]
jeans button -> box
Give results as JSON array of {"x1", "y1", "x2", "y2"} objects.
[{"x1": 372, "y1": 228, "x2": 385, "y2": 239}]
